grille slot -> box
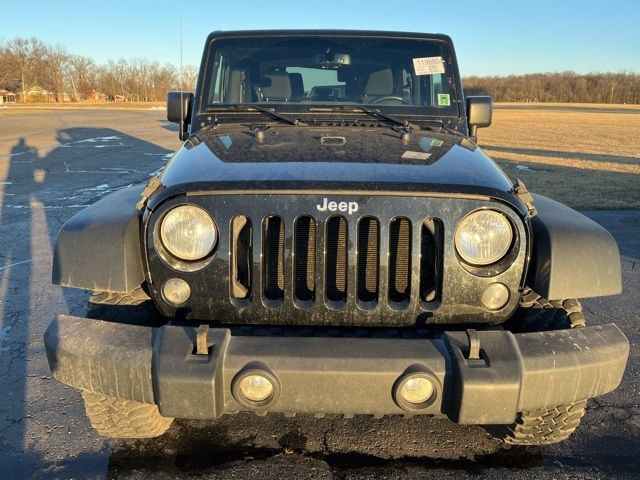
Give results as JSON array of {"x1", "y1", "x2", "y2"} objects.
[
  {"x1": 357, "y1": 217, "x2": 379, "y2": 306},
  {"x1": 325, "y1": 216, "x2": 348, "y2": 306},
  {"x1": 388, "y1": 217, "x2": 412, "y2": 306},
  {"x1": 230, "y1": 215, "x2": 252, "y2": 300},
  {"x1": 421, "y1": 218, "x2": 443, "y2": 303},
  {"x1": 263, "y1": 216, "x2": 285, "y2": 303},
  {"x1": 294, "y1": 216, "x2": 316, "y2": 303}
]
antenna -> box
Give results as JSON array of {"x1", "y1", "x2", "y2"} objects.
[{"x1": 179, "y1": 0, "x2": 185, "y2": 140}]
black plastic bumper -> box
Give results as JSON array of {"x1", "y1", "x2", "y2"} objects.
[{"x1": 44, "y1": 315, "x2": 629, "y2": 425}]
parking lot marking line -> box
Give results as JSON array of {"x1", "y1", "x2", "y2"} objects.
[{"x1": 0, "y1": 255, "x2": 50, "y2": 272}]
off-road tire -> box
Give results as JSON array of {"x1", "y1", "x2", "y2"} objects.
[
  {"x1": 82, "y1": 288, "x2": 172, "y2": 438},
  {"x1": 503, "y1": 400, "x2": 587, "y2": 445},
  {"x1": 86, "y1": 287, "x2": 161, "y2": 326},
  {"x1": 506, "y1": 287, "x2": 585, "y2": 332},
  {"x1": 500, "y1": 287, "x2": 587, "y2": 445},
  {"x1": 82, "y1": 391, "x2": 173, "y2": 438}
]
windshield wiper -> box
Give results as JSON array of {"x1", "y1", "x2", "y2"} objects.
[
  {"x1": 206, "y1": 104, "x2": 307, "y2": 126},
  {"x1": 308, "y1": 106, "x2": 420, "y2": 130}
]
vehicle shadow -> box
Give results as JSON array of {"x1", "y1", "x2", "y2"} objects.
[
  {"x1": 104, "y1": 415, "x2": 640, "y2": 478},
  {"x1": 106, "y1": 415, "x2": 545, "y2": 477},
  {"x1": 0, "y1": 127, "x2": 172, "y2": 473}
]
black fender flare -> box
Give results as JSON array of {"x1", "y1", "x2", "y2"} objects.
[
  {"x1": 527, "y1": 194, "x2": 621, "y2": 300},
  {"x1": 52, "y1": 185, "x2": 145, "y2": 293}
]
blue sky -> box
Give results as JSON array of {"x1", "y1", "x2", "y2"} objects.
[{"x1": 1, "y1": 0, "x2": 638, "y2": 76}]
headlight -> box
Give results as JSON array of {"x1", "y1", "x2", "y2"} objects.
[
  {"x1": 160, "y1": 205, "x2": 217, "y2": 260},
  {"x1": 455, "y1": 210, "x2": 513, "y2": 266}
]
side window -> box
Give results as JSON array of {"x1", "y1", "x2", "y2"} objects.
[
  {"x1": 419, "y1": 74, "x2": 445, "y2": 107},
  {"x1": 209, "y1": 53, "x2": 225, "y2": 103},
  {"x1": 431, "y1": 73, "x2": 444, "y2": 99}
]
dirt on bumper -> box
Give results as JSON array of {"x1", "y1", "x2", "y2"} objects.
[{"x1": 44, "y1": 315, "x2": 629, "y2": 425}]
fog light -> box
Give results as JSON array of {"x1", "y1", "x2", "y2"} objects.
[
  {"x1": 394, "y1": 372, "x2": 439, "y2": 411},
  {"x1": 162, "y1": 278, "x2": 191, "y2": 305},
  {"x1": 239, "y1": 375, "x2": 274, "y2": 402},
  {"x1": 481, "y1": 283, "x2": 510, "y2": 310},
  {"x1": 399, "y1": 376, "x2": 435, "y2": 404},
  {"x1": 232, "y1": 369, "x2": 280, "y2": 408}
]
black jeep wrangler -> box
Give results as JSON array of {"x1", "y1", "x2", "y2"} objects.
[{"x1": 45, "y1": 30, "x2": 629, "y2": 445}]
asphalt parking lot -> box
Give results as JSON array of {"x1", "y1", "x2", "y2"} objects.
[{"x1": 0, "y1": 109, "x2": 638, "y2": 479}]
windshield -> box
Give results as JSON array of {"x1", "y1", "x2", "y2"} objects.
[{"x1": 203, "y1": 35, "x2": 459, "y2": 117}]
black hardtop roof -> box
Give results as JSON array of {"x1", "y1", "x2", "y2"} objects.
[{"x1": 206, "y1": 29, "x2": 453, "y2": 43}]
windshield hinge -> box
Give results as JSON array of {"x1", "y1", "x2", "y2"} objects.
[
  {"x1": 514, "y1": 179, "x2": 537, "y2": 217},
  {"x1": 136, "y1": 175, "x2": 163, "y2": 211}
]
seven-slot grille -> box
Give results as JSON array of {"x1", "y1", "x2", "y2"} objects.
[{"x1": 230, "y1": 214, "x2": 443, "y2": 311}]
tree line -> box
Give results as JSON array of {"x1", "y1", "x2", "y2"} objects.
[
  {"x1": 463, "y1": 72, "x2": 640, "y2": 104},
  {"x1": 1, "y1": 36, "x2": 638, "y2": 104},
  {"x1": 0, "y1": 37, "x2": 197, "y2": 102}
]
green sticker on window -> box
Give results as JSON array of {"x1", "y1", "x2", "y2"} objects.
[
  {"x1": 437, "y1": 93, "x2": 450, "y2": 106},
  {"x1": 430, "y1": 139, "x2": 444, "y2": 147}
]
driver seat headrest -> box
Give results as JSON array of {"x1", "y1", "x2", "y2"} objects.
[
  {"x1": 261, "y1": 70, "x2": 292, "y2": 101},
  {"x1": 364, "y1": 69, "x2": 394, "y2": 96}
]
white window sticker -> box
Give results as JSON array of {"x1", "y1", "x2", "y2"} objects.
[
  {"x1": 402, "y1": 151, "x2": 431, "y2": 160},
  {"x1": 413, "y1": 56, "x2": 445, "y2": 75}
]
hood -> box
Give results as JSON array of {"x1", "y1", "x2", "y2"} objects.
[{"x1": 159, "y1": 124, "x2": 515, "y2": 199}]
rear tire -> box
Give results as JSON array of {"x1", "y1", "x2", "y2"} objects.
[
  {"x1": 499, "y1": 287, "x2": 587, "y2": 445},
  {"x1": 82, "y1": 391, "x2": 173, "y2": 438}
]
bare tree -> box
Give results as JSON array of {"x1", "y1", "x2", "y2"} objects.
[
  {"x1": 5, "y1": 37, "x2": 48, "y2": 95},
  {"x1": 68, "y1": 55, "x2": 95, "y2": 101},
  {"x1": 179, "y1": 64, "x2": 198, "y2": 91},
  {"x1": 42, "y1": 44, "x2": 69, "y2": 101}
]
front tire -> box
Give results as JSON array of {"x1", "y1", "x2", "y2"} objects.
[
  {"x1": 81, "y1": 287, "x2": 172, "y2": 438},
  {"x1": 86, "y1": 287, "x2": 161, "y2": 326},
  {"x1": 503, "y1": 401, "x2": 587, "y2": 445},
  {"x1": 499, "y1": 288, "x2": 587, "y2": 445},
  {"x1": 82, "y1": 391, "x2": 173, "y2": 438}
]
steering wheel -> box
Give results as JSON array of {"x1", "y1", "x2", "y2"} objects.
[{"x1": 368, "y1": 96, "x2": 411, "y2": 105}]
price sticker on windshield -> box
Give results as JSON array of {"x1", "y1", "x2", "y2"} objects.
[{"x1": 413, "y1": 56, "x2": 445, "y2": 75}]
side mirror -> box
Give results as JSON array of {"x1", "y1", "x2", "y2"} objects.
[
  {"x1": 466, "y1": 96, "x2": 493, "y2": 141},
  {"x1": 167, "y1": 91, "x2": 194, "y2": 141}
]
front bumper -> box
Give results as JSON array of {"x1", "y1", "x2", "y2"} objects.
[{"x1": 45, "y1": 315, "x2": 629, "y2": 424}]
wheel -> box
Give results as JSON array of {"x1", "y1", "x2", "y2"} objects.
[
  {"x1": 86, "y1": 287, "x2": 161, "y2": 326},
  {"x1": 505, "y1": 287, "x2": 585, "y2": 333},
  {"x1": 82, "y1": 287, "x2": 172, "y2": 438},
  {"x1": 499, "y1": 287, "x2": 587, "y2": 445},
  {"x1": 82, "y1": 391, "x2": 173, "y2": 438},
  {"x1": 503, "y1": 401, "x2": 587, "y2": 446}
]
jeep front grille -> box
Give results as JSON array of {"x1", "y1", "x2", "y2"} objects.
[
  {"x1": 147, "y1": 193, "x2": 527, "y2": 326},
  {"x1": 230, "y1": 214, "x2": 442, "y2": 311}
]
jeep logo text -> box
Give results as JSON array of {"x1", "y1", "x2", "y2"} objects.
[{"x1": 316, "y1": 198, "x2": 359, "y2": 215}]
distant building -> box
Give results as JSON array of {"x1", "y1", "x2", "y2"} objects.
[
  {"x1": 20, "y1": 86, "x2": 70, "y2": 102},
  {"x1": 0, "y1": 89, "x2": 17, "y2": 104}
]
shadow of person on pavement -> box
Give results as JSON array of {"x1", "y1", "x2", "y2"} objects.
[{"x1": 0, "y1": 128, "x2": 172, "y2": 474}]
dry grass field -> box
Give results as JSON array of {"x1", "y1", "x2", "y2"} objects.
[{"x1": 478, "y1": 103, "x2": 640, "y2": 209}]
